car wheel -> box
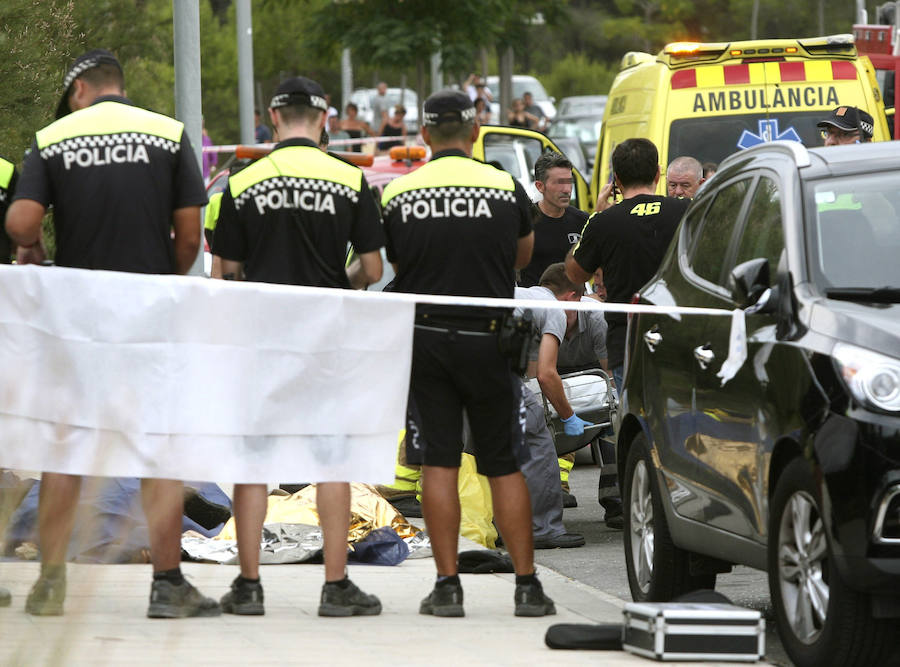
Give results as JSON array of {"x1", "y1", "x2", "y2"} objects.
[
  {"x1": 624, "y1": 433, "x2": 715, "y2": 601},
  {"x1": 768, "y1": 458, "x2": 897, "y2": 667}
]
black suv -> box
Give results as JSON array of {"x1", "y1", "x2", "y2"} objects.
[{"x1": 619, "y1": 141, "x2": 900, "y2": 667}]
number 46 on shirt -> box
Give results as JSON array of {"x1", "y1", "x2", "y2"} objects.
[{"x1": 630, "y1": 201, "x2": 661, "y2": 216}]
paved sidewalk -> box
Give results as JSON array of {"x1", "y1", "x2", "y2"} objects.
[{"x1": 0, "y1": 550, "x2": 768, "y2": 666}]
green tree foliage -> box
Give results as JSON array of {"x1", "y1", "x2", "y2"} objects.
[{"x1": 539, "y1": 53, "x2": 618, "y2": 100}]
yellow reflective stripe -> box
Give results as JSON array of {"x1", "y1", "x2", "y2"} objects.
[
  {"x1": 381, "y1": 155, "x2": 515, "y2": 207},
  {"x1": 763, "y1": 61, "x2": 782, "y2": 83},
  {"x1": 36, "y1": 101, "x2": 183, "y2": 148},
  {"x1": 805, "y1": 60, "x2": 832, "y2": 81},
  {"x1": 228, "y1": 145, "x2": 362, "y2": 196},
  {"x1": 0, "y1": 157, "x2": 13, "y2": 189},
  {"x1": 696, "y1": 66, "x2": 724, "y2": 88},
  {"x1": 204, "y1": 191, "x2": 223, "y2": 231},
  {"x1": 748, "y1": 63, "x2": 768, "y2": 85}
]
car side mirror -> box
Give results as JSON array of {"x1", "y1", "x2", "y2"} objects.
[{"x1": 729, "y1": 258, "x2": 770, "y2": 309}]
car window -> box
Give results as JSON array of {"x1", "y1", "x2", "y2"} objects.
[
  {"x1": 689, "y1": 179, "x2": 751, "y2": 286},
  {"x1": 734, "y1": 177, "x2": 784, "y2": 272}
]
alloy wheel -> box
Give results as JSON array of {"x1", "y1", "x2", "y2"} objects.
[
  {"x1": 630, "y1": 459, "x2": 655, "y2": 594},
  {"x1": 776, "y1": 491, "x2": 829, "y2": 644}
]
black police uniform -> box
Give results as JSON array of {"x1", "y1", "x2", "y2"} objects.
[
  {"x1": 572, "y1": 194, "x2": 688, "y2": 369},
  {"x1": 518, "y1": 204, "x2": 587, "y2": 287},
  {"x1": 14, "y1": 96, "x2": 207, "y2": 273},
  {"x1": 382, "y1": 146, "x2": 533, "y2": 476},
  {"x1": 0, "y1": 156, "x2": 17, "y2": 263},
  {"x1": 212, "y1": 137, "x2": 383, "y2": 286}
]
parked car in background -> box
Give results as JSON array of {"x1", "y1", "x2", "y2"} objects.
[
  {"x1": 348, "y1": 87, "x2": 420, "y2": 133},
  {"x1": 618, "y1": 140, "x2": 900, "y2": 667},
  {"x1": 548, "y1": 115, "x2": 602, "y2": 174},
  {"x1": 557, "y1": 94, "x2": 607, "y2": 118},
  {"x1": 485, "y1": 75, "x2": 557, "y2": 123}
]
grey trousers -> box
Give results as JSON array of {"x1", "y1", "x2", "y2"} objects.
[{"x1": 520, "y1": 384, "x2": 566, "y2": 539}]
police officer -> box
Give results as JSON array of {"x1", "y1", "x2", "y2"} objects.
[
  {"x1": 382, "y1": 89, "x2": 555, "y2": 618},
  {"x1": 211, "y1": 76, "x2": 384, "y2": 617},
  {"x1": 5, "y1": 49, "x2": 215, "y2": 618},
  {"x1": 1, "y1": 155, "x2": 17, "y2": 263},
  {"x1": 817, "y1": 106, "x2": 874, "y2": 146}
]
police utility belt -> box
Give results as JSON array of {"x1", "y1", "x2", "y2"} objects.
[{"x1": 414, "y1": 311, "x2": 534, "y2": 375}]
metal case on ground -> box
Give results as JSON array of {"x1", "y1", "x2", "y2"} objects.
[{"x1": 622, "y1": 602, "x2": 765, "y2": 662}]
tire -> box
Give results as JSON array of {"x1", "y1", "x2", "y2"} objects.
[
  {"x1": 623, "y1": 433, "x2": 715, "y2": 601},
  {"x1": 768, "y1": 458, "x2": 897, "y2": 667}
]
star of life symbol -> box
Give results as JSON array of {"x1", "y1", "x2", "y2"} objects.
[{"x1": 736, "y1": 119, "x2": 802, "y2": 150}]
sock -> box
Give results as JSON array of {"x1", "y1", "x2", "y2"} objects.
[
  {"x1": 324, "y1": 576, "x2": 351, "y2": 589},
  {"x1": 40, "y1": 563, "x2": 66, "y2": 581},
  {"x1": 435, "y1": 574, "x2": 460, "y2": 587},
  {"x1": 515, "y1": 572, "x2": 537, "y2": 586},
  {"x1": 153, "y1": 568, "x2": 185, "y2": 585},
  {"x1": 237, "y1": 575, "x2": 260, "y2": 585}
]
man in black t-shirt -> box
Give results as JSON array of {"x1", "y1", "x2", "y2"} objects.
[
  {"x1": 566, "y1": 138, "x2": 688, "y2": 389},
  {"x1": 382, "y1": 90, "x2": 555, "y2": 618},
  {"x1": 212, "y1": 76, "x2": 384, "y2": 618},
  {"x1": 5, "y1": 49, "x2": 213, "y2": 618},
  {"x1": 518, "y1": 151, "x2": 588, "y2": 288}
]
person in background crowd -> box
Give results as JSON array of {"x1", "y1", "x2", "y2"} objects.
[
  {"x1": 507, "y1": 98, "x2": 537, "y2": 129},
  {"x1": 702, "y1": 161, "x2": 717, "y2": 181},
  {"x1": 202, "y1": 116, "x2": 217, "y2": 182},
  {"x1": 474, "y1": 97, "x2": 491, "y2": 125},
  {"x1": 340, "y1": 102, "x2": 377, "y2": 153},
  {"x1": 566, "y1": 138, "x2": 689, "y2": 392},
  {"x1": 666, "y1": 156, "x2": 705, "y2": 199},
  {"x1": 5, "y1": 48, "x2": 213, "y2": 619},
  {"x1": 585, "y1": 266, "x2": 607, "y2": 303},
  {"x1": 254, "y1": 109, "x2": 272, "y2": 143},
  {"x1": 0, "y1": 155, "x2": 17, "y2": 264},
  {"x1": 378, "y1": 105, "x2": 407, "y2": 152},
  {"x1": 518, "y1": 152, "x2": 587, "y2": 288},
  {"x1": 371, "y1": 81, "x2": 390, "y2": 129},
  {"x1": 382, "y1": 89, "x2": 555, "y2": 618},
  {"x1": 522, "y1": 92, "x2": 547, "y2": 132},
  {"x1": 464, "y1": 73, "x2": 493, "y2": 103},
  {"x1": 818, "y1": 105, "x2": 874, "y2": 146},
  {"x1": 212, "y1": 75, "x2": 384, "y2": 618}
]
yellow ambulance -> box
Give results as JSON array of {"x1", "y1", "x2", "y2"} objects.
[{"x1": 591, "y1": 34, "x2": 890, "y2": 197}]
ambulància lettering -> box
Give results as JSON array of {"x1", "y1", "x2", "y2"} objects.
[
  {"x1": 692, "y1": 85, "x2": 840, "y2": 113},
  {"x1": 62, "y1": 143, "x2": 150, "y2": 170},
  {"x1": 400, "y1": 196, "x2": 492, "y2": 223},
  {"x1": 254, "y1": 188, "x2": 336, "y2": 215}
]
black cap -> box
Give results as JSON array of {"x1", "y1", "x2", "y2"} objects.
[
  {"x1": 817, "y1": 106, "x2": 874, "y2": 139},
  {"x1": 56, "y1": 49, "x2": 123, "y2": 119},
  {"x1": 423, "y1": 89, "x2": 476, "y2": 126},
  {"x1": 269, "y1": 76, "x2": 328, "y2": 112}
]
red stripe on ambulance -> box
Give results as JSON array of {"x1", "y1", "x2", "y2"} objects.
[
  {"x1": 831, "y1": 61, "x2": 857, "y2": 79},
  {"x1": 723, "y1": 65, "x2": 750, "y2": 85},
  {"x1": 671, "y1": 69, "x2": 697, "y2": 89},
  {"x1": 779, "y1": 62, "x2": 806, "y2": 81}
]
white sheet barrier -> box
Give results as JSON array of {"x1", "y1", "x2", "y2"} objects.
[{"x1": 0, "y1": 264, "x2": 745, "y2": 483}]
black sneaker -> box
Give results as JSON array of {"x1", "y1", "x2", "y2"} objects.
[
  {"x1": 419, "y1": 582, "x2": 464, "y2": 617},
  {"x1": 220, "y1": 576, "x2": 264, "y2": 615},
  {"x1": 25, "y1": 576, "x2": 66, "y2": 616},
  {"x1": 0, "y1": 586, "x2": 10, "y2": 607},
  {"x1": 318, "y1": 579, "x2": 382, "y2": 617},
  {"x1": 514, "y1": 579, "x2": 556, "y2": 617},
  {"x1": 562, "y1": 491, "x2": 578, "y2": 508},
  {"x1": 147, "y1": 579, "x2": 221, "y2": 618},
  {"x1": 388, "y1": 495, "x2": 423, "y2": 519}
]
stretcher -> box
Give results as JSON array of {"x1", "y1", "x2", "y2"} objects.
[{"x1": 524, "y1": 368, "x2": 617, "y2": 458}]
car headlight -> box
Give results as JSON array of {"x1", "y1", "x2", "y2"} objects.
[{"x1": 833, "y1": 342, "x2": 900, "y2": 413}]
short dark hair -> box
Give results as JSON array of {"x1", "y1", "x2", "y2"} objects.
[
  {"x1": 427, "y1": 119, "x2": 474, "y2": 143},
  {"x1": 539, "y1": 262, "x2": 585, "y2": 297},
  {"x1": 276, "y1": 104, "x2": 324, "y2": 125},
  {"x1": 77, "y1": 63, "x2": 124, "y2": 92},
  {"x1": 534, "y1": 151, "x2": 572, "y2": 183},
  {"x1": 345, "y1": 102, "x2": 358, "y2": 113},
  {"x1": 612, "y1": 138, "x2": 658, "y2": 188}
]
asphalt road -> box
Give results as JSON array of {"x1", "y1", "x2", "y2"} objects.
[{"x1": 536, "y1": 461, "x2": 793, "y2": 666}]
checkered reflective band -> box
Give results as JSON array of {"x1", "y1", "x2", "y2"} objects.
[
  {"x1": 422, "y1": 107, "x2": 476, "y2": 126},
  {"x1": 63, "y1": 58, "x2": 99, "y2": 90},
  {"x1": 383, "y1": 185, "x2": 515, "y2": 223},
  {"x1": 270, "y1": 93, "x2": 328, "y2": 111},
  {"x1": 860, "y1": 119, "x2": 874, "y2": 135},
  {"x1": 233, "y1": 176, "x2": 359, "y2": 215}
]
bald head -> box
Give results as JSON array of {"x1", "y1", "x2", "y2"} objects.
[{"x1": 666, "y1": 156, "x2": 704, "y2": 199}]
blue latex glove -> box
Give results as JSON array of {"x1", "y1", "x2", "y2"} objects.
[{"x1": 561, "y1": 413, "x2": 593, "y2": 436}]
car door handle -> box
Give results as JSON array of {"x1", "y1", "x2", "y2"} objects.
[
  {"x1": 643, "y1": 327, "x2": 662, "y2": 352},
  {"x1": 693, "y1": 344, "x2": 714, "y2": 370}
]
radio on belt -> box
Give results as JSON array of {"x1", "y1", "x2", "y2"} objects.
[{"x1": 622, "y1": 601, "x2": 765, "y2": 662}]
